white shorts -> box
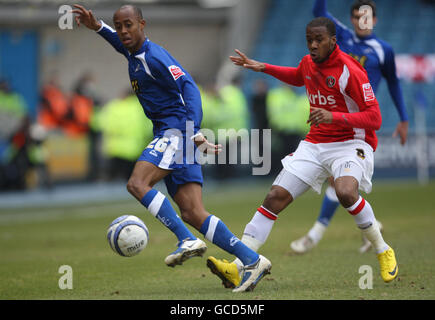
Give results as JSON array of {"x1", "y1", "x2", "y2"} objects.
[
  {"x1": 272, "y1": 169, "x2": 311, "y2": 200},
  {"x1": 277, "y1": 140, "x2": 374, "y2": 194}
]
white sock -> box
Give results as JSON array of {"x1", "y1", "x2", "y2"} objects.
[
  {"x1": 307, "y1": 221, "x2": 327, "y2": 244},
  {"x1": 347, "y1": 196, "x2": 389, "y2": 254},
  {"x1": 362, "y1": 223, "x2": 389, "y2": 254},
  {"x1": 233, "y1": 235, "x2": 263, "y2": 272},
  {"x1": 243, "y1": 208, "x2": 277, "y2": 243},
  {"x1": 233, "y1": 206, "x2": 278, "y2": 270},
  {"x1": 325, "y1": 185, "x2": 339, "y2": 202}
]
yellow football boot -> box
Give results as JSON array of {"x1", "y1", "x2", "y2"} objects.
[
  {"x1": 206, "y1": 256, "x2": 241, "y2": 289},
  {"x1": 377, "y1": 247, "x2": 398, "y2": 282}
]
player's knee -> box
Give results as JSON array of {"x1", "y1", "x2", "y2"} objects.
[
  {"x1": 126, "y1": 177, "x2": 148, "y2": 199},
  {"x1": 179, "y1": 209, "x2": 193, "y2": 224},
  {"x1": 263, "y1": 187, "x2": 293, "y2": 214},
  {"x1": 335, "y1": 185, "x2": 358, "y2": 208},
  {"x1": 179, "y1": 208, "x2": 204, "y2": 229},
  {"x1": 126, "y1": 178, "x2": 137, "y2": 195}
]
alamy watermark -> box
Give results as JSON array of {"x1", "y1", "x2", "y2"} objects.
[
  {"x1": 58, "y1": 5, "x2": 73, "y2": 30},
  {"x1": 58, "y1": 265, "x2": 73, "y2": 289},
  {"x1": 358, "y1": 265, "x2": 373, "y2": 290},
  {"x1": 358, "y1": 5, "x2": 374, "y2": 30},
  {"x1": 61, "y1": 4, "x2": 374, "y2": 31},
  {"x1": 148, "y1": 122, "x2": 272, "y2": 176}
]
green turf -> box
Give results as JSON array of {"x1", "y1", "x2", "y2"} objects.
[{"x1": 1, "y1": 179, "x2": 434, "y2": 300}]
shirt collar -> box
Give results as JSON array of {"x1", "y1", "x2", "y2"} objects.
[
  {"x1": 130, "y1": 38, "x2": 150, "y2": 56},
  {"x1": 355, "y1": 32, "x2": 376, "y2": 42},
  {"x1": 314, "y1": 44, "x2": 341, "y2": 67}
]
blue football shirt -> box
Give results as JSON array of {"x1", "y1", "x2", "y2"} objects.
[
  {"x1": 97, "y1": 21, "x2": 203, "y2": 136},
  {"x1": 313, "y1": 0, "x2": 408, "y2": 122}
]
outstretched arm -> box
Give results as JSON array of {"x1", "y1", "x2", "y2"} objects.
[
  {"x1": 229, "y1": 49, "x2": 266, "y2": 72},
  {"x1": 72, "y1": 4, "x2": 128, "y2": 57},
  {"x1": 230, "y1": 49, "x2": 304, "y2": 86},
  {"x1": 382, "y1": 46, "x2": 409, "y2": 145},
  {"x1": 312, "y1": 0, "x2": 352, "y2": 42},
  {"x1": 313, "y1": 0, "x2": 329, "y2": 18}
]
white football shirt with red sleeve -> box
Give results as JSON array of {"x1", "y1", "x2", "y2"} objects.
[{"x1": 263, "y1": 45, "x2": 382, "y2": 151}]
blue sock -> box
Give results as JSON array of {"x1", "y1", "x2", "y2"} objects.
[
  {"x1": 317, "y1": 193, "x2": 340, "y2": 227},
  {"x1": 200, "y1": 215, "x2": 259, "y2": 266},
  {"x1": 141, "y1": 189, "x2": 196, "y2": 242}
]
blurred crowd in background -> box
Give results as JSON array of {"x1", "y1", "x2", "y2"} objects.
[{"x1": 0, "y1": 73, "x2": 311, "y2": 191}]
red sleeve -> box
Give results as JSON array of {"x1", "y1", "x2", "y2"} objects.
[
  {"x1": 263, "y1": 61, "x2": 304, "y2": 87},
  {"x1": 332, "y1": 107, "x2": 381, "y2": 130},
  {"x1": 332, "y1": 66, "x2": 382, "y2": 130}
]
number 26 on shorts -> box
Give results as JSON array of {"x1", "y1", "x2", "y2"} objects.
[{"x1": 146, "y1": 137, "x2": 169, "y2": 153}]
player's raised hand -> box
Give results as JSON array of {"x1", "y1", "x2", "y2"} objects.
[
  {"x1": 72, "y1": 4, "x2": 101, "y2": 31},
  {"x1": 392, "y1": 121, "x2": 408, "y2": 145},
  {"x1": 230, "y1": 49, "x2": 265, "y2": 72}
]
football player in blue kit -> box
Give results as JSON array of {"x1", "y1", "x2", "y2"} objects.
[
  {"x1": 72, "y1": 4, "x2": 271, "y2": 292},
  {"x1": 290, "y1": 0, "x2": 409, "y2": 254}
]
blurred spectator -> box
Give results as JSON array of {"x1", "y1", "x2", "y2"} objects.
[
  {"x1": 36, "y1": 72, "x2": 105, "y2": 184},
  {"x1": 0, "y1": 79, "x2": 31, "y2": 190},
  {"x1": 64, "y1": 72, "x2": 96, "y2": 137},
  {"x1": 216, "y1": 77, "x2": 250, "y2": 180},
  {"x1": 251, "y1": 79, "x2": 270, "y2": 164},
  {"x1": 251, "y1": 79, "x2": 269, "y2": 131},
  {"x1": 96, "y1": 90, "x2": 153, "y2": 181},
  {"x1": 266, "y1": 84, "x2": 310, "y2": 174},
  {"x1": 27, "y1": 123, "x2": 51, "y2": 189},
  {"x1": 199, "y1": 82, "x2": 221, "y2": 136},
  {"x1": 198, "y1": 81, "x2": 221, "y2": 179},
  {"x1": 218, "y1": 77, "x2": 250, "y2": 135},
  {"x1": 71, "y1": 72, "x2": 102, "y2": 181},
  {"x1": 37, "y1": 73, "x2": 69, "y2": 131}
]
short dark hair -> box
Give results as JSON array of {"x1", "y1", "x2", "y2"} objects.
[
  {"x1": 306, "y1": 17, "x2": 336, "y2": 37},
  {"x1": 351, "y1": 0, "x2": 377, "y2": 17},
  {"x1": 115, "y1": 5, "x2": 143, "y2": 20}
]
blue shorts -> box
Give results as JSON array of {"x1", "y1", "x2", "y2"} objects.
[{"x1": 138, "y1": 134, "x2": 203, "y2": 198}]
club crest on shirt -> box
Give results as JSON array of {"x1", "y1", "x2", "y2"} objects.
[
  {"x1": 356, "y1": 148, "x2": 366, "y2": 160},
  {"x1": 362, "y1": 83, "x2": 375, "y2": 102},
  {"x1": 326, "y1": 76, "x2": 336, "y2": 88},
  {"x1": 168, "y1": 65, "x2": 185, "y2": 81}
]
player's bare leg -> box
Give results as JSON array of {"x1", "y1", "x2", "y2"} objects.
[
  {"x1": 291, "y1": 176, "x2": 384, "y2": 254},
  {"x1": 291, "y1": 177, "x2": 337, "y2": 253},
  {"x1": 263, "y1": 185, "x2": 295, "y2": 213},
  {"x1": 127, "y1": 161, "x2": 206, "y2": 267},
  {"x1": 127, "y1": 161, "x2": 169, "y2": 201},
  {"x1": 172, "y1": 182, "x2": 209, "y2": 230},
  {"x1": 333, "y1": 176, "x2": 359, "y2": 208}
]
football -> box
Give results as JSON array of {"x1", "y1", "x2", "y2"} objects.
[{"x1": 107, "y1": 215, "x2": 149, "y2": 257}]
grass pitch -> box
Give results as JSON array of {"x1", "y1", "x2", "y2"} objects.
[{"x1": 0, "y1": 179, "x2": 434, "y2": 300}]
